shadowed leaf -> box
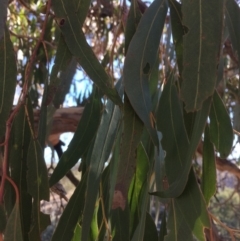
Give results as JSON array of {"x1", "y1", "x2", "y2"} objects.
[
  {"x1": 202, "y1": 125, "x2": 216, "y2": 205},
  {"x1": 4, "y1": 203, "x2": 23, "y2": 241},
  {"x1": 124, "y1": 0, "x2": 168, "y2": 146},
  {"x1": 51, "y1": 0, "x2": 122, "y2": 105},
  {"x1": 81, "y1": 98, "x2": 121, "y2": 241},
  {"x1": 181, "y1": 0, "x2": 224, "y2": 111},
  {"x1": 209, "y1": 90, "x2": 233, "y2": 158},
  {"x1": 0, "y1": 27, "x2": 16, "y2": 138},
  {"x1": 49, "y1": 91, "x2": 102, "y2": 187}
]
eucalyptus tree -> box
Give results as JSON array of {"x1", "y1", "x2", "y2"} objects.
[{"x1": 0, "y1": 0, "x2": 240, "y2": 240}]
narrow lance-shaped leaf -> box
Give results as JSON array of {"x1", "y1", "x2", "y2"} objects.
[
  {"x1": 0, "y1": 0, "x2": 7, "y2": 40},
  {"x1": 114, "y1": 96, "x2": 143, "y2": 210},
  {"x1": 124, "y1": 0, "x2": 168, "y2": 146},
  {"x1": 129, "y1": 143, "x2": 150, "y2": 237},
  {"x1": 46, "y1": 34, "x2": 72, "y2": 107},
  {"x1": 225, "y1": 0, "x2": 240, "y2": 70},
  {"x1": 156, "y1": 73, "x2": 189, "y2": 187},
  {"x1": 51, "y1": 172, "x2": 88, "y2": 241},
  {"x1": 181, "y1": 0, "x2": 224, "y2": 111},
  {"x1": 27, "y1": 139, "x2": 49, "y2": 201},
  {"x1": 153, "y1": 96, "x2": 212, "y2": 198},
  {"x1": 202, "y1": 125, "x2": 216, "y2": 205},
  {"x1": 0, "y1": 204, "x2": 6, "y2": 233},
  {"x1": 9, "y1": 100, "x2": 33, "y2": 241},
  {"x1": 51, "y1": 0, "x2": 122, "y2": 106},
  {"x1": 53, "y1": 58, "x2": 77, "y2": 109},
  {"x1": 49, "y1": 90, "x2": 102, "y2": 187},
  {"x1": 81, "y1": 99, "x2": 121, "y2": 241},
  {"x1": 4, "y1": 203, "x2": 23, "y2": 241},
  {"x1": 27, "y1": 139, "x2": 50, "y2": 240},
  {"x1": 0, "y1": 27, "x2": 16, "y2": 138},
  {"x1": 169, "y1": 0, "x2": 185, "y2": 79},
  {"x1": 163, "y1": 170, "x2": 210, "y2": 241},
  {"x1": 209, "y1": 90, "x2": 233, "y2": 158}
]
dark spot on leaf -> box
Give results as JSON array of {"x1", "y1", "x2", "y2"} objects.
[
  {"x1": 59, "y1": 18, "x2": 65, "y2": 26},
  {"x1": 143, "y1": 62, "x2": 150, "y2": 75}
]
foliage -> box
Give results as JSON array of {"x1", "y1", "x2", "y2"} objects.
[{"x1": 1, "y1": 0, "x2": 240, "y2": 240}]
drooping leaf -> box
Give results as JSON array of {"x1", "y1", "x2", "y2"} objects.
[
  {"x1": 202, "y1": 125, "x2": 216, "y2": 205},
  {"x1": 169, "y1": 0, "x2": 185, "y2": 79},
  {"x1": 164, "y1": 170, "x2": 210, "y2": 241},
  {"x1": 143, "y1": 213, "x2": 158, "y2": 241},
  {"x1": 4, "y1": 203, "x2": 23, "y2": 241},
  {"x1": 209, "y1": 90, "x2": 233, "y2": 158},
  {"x1": 46, "y1": 34, "x2": 73, "y2": 107},
  {"x1": 111, "y1": 206, "x2": 130, "y2": 241},
  {"x1": 153, "y1": 96, "x2": 212, "y2": 198},
  {"x1": 28, "y1": 205, "x2": 50, "y2": 241},
  {"x1": 51, "y1": 0, "x2": 122, "y2": 106},
  {"x1": 114, "y1": 96, "x2": 143, "y2": 210},
  {"x1": 9, "y1": 99, "x2": 33, "y2": 241},
  {"x1": 125, "y1": 0, "x2": 142, "y2": 53},
  {"x1": 180, "y1": 0, "x2": 224, "y2": 111},
  {"x1": 0, "y1": 204, "x2": 6, "y2": 232},
  {"x1": 156, "y1": 72, "x2": 189, "y2": 186},
  {"x1": 0, "y1": 27, "x2": 16, "y2": 138},
  {"x1": 27, "y1": 139, "x2": 49, "y2": 201},
  {"x1": 51, "y1": 172, "x2": 88, "y2": 241},
  {"x1": 81, "y1": 99, "x2": 121, "y2": 241},
  {"x1": 129, "y1": 143, "x2": 150, "y2": 237},
  {"x1": 53, "y1": 58, "x2": 77, "y2": 109},
  {"x1": 71, "y1": 224, "x2": 81, "y2": 241},
  {"x1": 225, "y1": 0, "x2": 240, "y2": 70},
  {"x1": 0, "y1": 0, "x2": 7, "y2": 40},
  {"x1": 124, "y1": 0, "x2": 168, "y2": 146},
  {"x1": 49, "y1": 90, "x2": 102, "y2": 186}
]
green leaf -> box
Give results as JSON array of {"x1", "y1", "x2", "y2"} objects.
[
  {"x1": 153, "y1": 96, "x2": 212, "y2": 198},
  {"x1": 156, "y1": 73, "x2": 189, "y2": 186},
  {"x1": 169, "y1": 0, "x2": 185, "y2": 79},
  {"x1": 114, "y1": 96, "x2": 143, "y2": 209},
  {"x1": 28, "y1": 205, "x2": 50, "y2": 241},
  {"x1": 51, "y1": 172, "x2": 88, "y2": 241},
  {"x1": 81, "y1": 99, "x2": 121, "y2": 241},
  {"x1": 124, "y1": 0, "x2": 168, "y2": 146},
  {"x1": 71, "y1": 224, "x2": 81, "y2": 241},
  {"x1": 164, "y1": 170, "x2": 210, "y2": 241},
  {"x1": 209, "y1": 90, "x2": 233, "y2": 158},
  {"x1": 0, "y1": 1, "x2": 7, "y2": 40},
  {"x1": 202, "y1": 125, "x2": 216, "y2": 205},
  {"x1": 4, "y1": 203, "x2": 23, "y2": 241},
  {"x1": 51, "y1": 0, "x2": 122, "y2": 106},
  {"x1": 47, "y1": 34, "x2": 72, "y2": 107},
  {"x1": 143, "y1": 213, "x2": 158, "y2": 241},
  {"x1": 129, "y1": 143, "x2": 150, "y2": 237},
  {"x1": 9, "y1": 100, "x2": 33, "y2": 241},
  {"x1": 125, "y1": 0, "x2": 142, "y2": 53},
  {"x1": 49, "y1": 91, "x2": 102, "y2": 186},
  {"x1": 27, "y1": 139, "x2": 49, "y2": 201},
  {"x1": 111, "y1": 206, "x2": 130, "y2": 241},
  {"x1": 180, "y1": 0, "x2": 224, "y2": 111},
  {"x1": 0, "y1": 204, "x2": 6, "y2": 232},
  {"x1": 225, "y1": 0, "x2": 240, "y2": 69},
  {"x1": 0, "y1": 27, "x2": 16, "y2": 138},
  {"x1": 53, "y1": 58, "x2": 77, "y2": 109}
]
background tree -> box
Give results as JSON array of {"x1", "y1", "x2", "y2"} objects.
[{"x1": 0, "y1": 0, "x2": 240, "y2": 240}]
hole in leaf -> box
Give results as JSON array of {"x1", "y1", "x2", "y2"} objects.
[{"x1": 143, "y1": 62, "x2": 150, "y2": 74}]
